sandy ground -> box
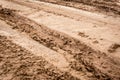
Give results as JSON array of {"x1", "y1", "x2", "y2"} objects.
[
  {"x1": 5, "y1": 0, "x2": 120, "y2": 57},
  {"x1": 0, "y1": 0, "x2": 120, "y2": 80}
]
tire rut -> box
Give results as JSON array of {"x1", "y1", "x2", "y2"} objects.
[
  {"x1": 39, "y1": 0, "x2": 120, "y2": 16},
  {"x1": 0, "y1": 7, "x2": 120, "y2": 80},
  {"x1": 0, "y1": 35, "x2": 79, "y2": 80}
]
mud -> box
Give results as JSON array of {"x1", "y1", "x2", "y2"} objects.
[{"x1": 0, "y1": 7, "x2": 120, "y2": 80}]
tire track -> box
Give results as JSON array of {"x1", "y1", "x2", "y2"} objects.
[
  {"x1": 39, "y1": 0, "x2": 120, "y2": 15},
  {"x1": 8, "y1": 0, "x2": 120, "y2": 26},
  {"x1": 1, "y1": 7, "x2": 120, "y2": 80},
  {"x1": 0, "y1": 8, "x2": 87, "y2": 80},
  {"x1": 0, "y1": 35, "x2": 80, "y2": 80}
]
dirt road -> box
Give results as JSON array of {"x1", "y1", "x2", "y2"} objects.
[{"x1": 0, "y1": 0, "x2": 120, "y2": 80}]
